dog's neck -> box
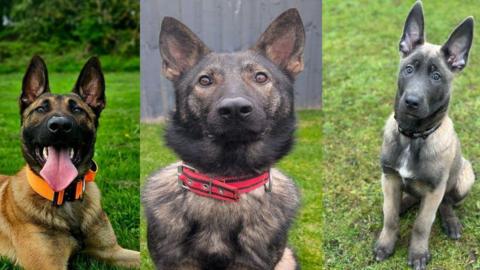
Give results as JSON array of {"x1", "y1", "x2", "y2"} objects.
[
  {"x1": 165, "y1": 116, "x2": 295, "y2": 176},
  {"x1": 394, "y1": 98, "x2": 449, "y2": 140},
  {"x1": 25, "y1": 161, "x2": 97, "y2": 206},
  {"x1": 394, "y1": 108, "x2": 448, "y2": 140},
  {"x1": 396, "y1": 118, "x2": 444, "y2": 139}
]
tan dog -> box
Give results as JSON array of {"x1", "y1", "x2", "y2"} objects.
[
  {"x1": 0, "y1": 56, "x2": 140, "y2": 269},
  {"x1": 374, "y1": 2, "x2": 475, "y2": 269}
]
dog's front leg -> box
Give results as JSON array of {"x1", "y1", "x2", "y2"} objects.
[
  {"x1": 408, "y1": 181, "x2": 446, "y2": 270},
  {"x1": 82, "y1": 210, "x2": 140, "y2": 269},
  {"x1": 374, "y1": 173, "x2": 402, "y2": 261},
  {"x1": 13, "y1": 225, "x2": 76, "y2": 270}
]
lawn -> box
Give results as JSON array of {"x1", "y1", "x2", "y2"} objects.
[
  {"x1": 140, "y1": 110, "x2": 323, "y2": 269},
  {"x1": 323, "y1": 1, "x2": 480, "y2": 269},
  {"x1": 0, "y1": 71, "x2": 139, "y2": 269}
]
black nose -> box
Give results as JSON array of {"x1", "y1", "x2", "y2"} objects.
[
  {"x1": 47, "y1": 116, "x2": 73, "y2": 133},
  {"x1": 405, "y1": 95, "x2": 420, "y2": 109},
  {"x1": 217, "y1": 97, "x2": 253, "y2": 120}
]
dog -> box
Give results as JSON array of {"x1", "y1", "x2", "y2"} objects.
[
  {"x1": 0, "y1": 56, "x2": 140, "y2": 269},
  {"x1": 374, "y1": 1, "x2": 475, "y2": 269},
  {"x1": 142, "y1": 8, "x2": 305, "y2": 270}
]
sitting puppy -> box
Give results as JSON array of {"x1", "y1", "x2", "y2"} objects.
[{"x1": 374, "y1": 2, "x2": 475, "y2": 269}]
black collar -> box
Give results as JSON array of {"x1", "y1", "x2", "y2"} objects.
[{"x1": 397, "y1": 122, "x2": 442, "y2": 139}]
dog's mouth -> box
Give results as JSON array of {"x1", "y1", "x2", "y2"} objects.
[
  {"x1": 34, "y1": 146, "x2": 81, "y2": 165},
  {"x1": 206, "y1": 125, "x2": 268, "y2": 143},
  {"x1": 34, "y1": 146, "x2": 80, "y2": 192},
  {"x1": 404, "y1": 111, "x2": 420, "y2": 118}
]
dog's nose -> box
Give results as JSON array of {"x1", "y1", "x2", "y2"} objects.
[
  {"x1": 47, "y1": 116, "x2": 73, "y2": 133},
  {"x1": 217, "y1": 97, "x2": 253, "y2": 120},
  {"x1": 405, "y1": 95, "x2": 420, "y2": 109}
]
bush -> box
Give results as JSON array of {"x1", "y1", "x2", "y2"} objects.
[{"x1": 0, "y1": 0, "x2": 139, "y2": 72}]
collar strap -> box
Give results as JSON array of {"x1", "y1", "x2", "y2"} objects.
[
  {"x1": 26, "y1": 161, "x2": 98, "y2": 206},
  {"x1": 177, "y1": 164, "x2": 271, "y2": 202},
  {"x1": 398, "y1": 122, "x2": 442, "y2": 139}
]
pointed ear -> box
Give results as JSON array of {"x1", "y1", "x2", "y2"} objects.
[
  {"x1": 20, "y1": 55, "x2": 50, "y2": 113},
  {"x1": 252, "y1": 8, "x2": 305, "y2": 77},
  {"x1": 73, "y1": 57, "x2": 106, "y2": 116},
  {"x1": 442, "y1": 17, "x2": 474, "y2": 71},
  {"x1": 159, "y1": 17, "x2": 211, "y2": 81},
  {"x1": 399, "y1": 1, "x2": 425, "y2": 56}
]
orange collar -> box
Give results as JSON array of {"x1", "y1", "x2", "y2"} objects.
[{"x1": 26, "y1": 161, "x2": 97, "y2": 206}]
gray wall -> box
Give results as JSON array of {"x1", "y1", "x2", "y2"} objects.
[{"x1": 141, "y1": 0, "x2": 322, "y2": 121}]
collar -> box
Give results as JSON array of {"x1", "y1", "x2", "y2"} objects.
[
  {"x1": 177, "y1": 164, "x2": 271, "y2": 202},
  {"x1": 26, "y1": 161, "x2": 97, "y2": 206},
  {"x1": 397, "y1": 122, "x2": 442, "y2": 139}
]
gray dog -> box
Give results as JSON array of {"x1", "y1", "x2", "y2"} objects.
[
  {"x1": 143, "y1": 9, "x2": 305, "y2": 270},
  {"x1": 374, "y1": 1, "x2": 475, "y2": 270}
]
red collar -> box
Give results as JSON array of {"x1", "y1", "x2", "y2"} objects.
[{"x1": 177, "y1": 164, "x2": 271, "y2": 202}]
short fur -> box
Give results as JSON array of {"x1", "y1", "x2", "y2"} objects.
[
  {"x1": 0, "y1": 56, "x2": 140, "y2": 269},
  {"x1": 142, "y1": 9, "x2": 305, "y2": 270},
  {"x1": 374, "y1": 2, "x2": 475, "y2": 270}
]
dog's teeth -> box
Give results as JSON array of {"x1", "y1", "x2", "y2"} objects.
[
  {"x1": 42, "y1": 147, "x2": 48, "y2": 159},
  {"x1": 69, "y1": 148, "x2": 74, "y2": 159}
]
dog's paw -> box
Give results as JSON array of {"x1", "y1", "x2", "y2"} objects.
[
  {"x1": 373, "y1": 245, "x2": 393, "y2": 262},
  {"x1": 407, "y1": 250, "x2": 430, "y2": 270},
  {"x1": 442, "y1": 217, "x2": 462, "y2": 240}
]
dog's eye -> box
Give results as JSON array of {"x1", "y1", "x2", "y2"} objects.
[
  {"x1": 72, "y1": 106, "x2": 83, "y2": 113},
  {"x1": 35, "y1": 107, "x2": 46, "y2": 113},
  {"x1": 198, "y1": 75, "x2": 213, "y2": 87},
  {"x1": 431, "y1": 72, "x2": 441, "y2": 81},
  {"x1": 254, "y1": 72, "x2": 269, "y2": 84},
  {"x1": 405, "y1": 65, "x2": 415, "y2": 74}
]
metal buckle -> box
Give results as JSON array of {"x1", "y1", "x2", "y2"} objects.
[
  {"x1": 177, "y1": 165, "x2": 190, "y2": 190},
  {"x1": 181, "y1": 163, "x2": 197, "y2": 172},
  {"x1": 264, "y1": 170, "x2": 272, "y2": 193},
  {"x1": 80, "y1": 178, "x2": 86, "y2": 200},
  {"x1": 82, "y1": 178, "x2": 86, "y2": 193}
]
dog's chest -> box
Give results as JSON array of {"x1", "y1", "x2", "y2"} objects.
[
  {"x1": 144, "y1": 165, "x2": 299, "y2": 269},
  {"x1": 390, "y1": 141, "x2": 440, "y2": 193},
  {"x1": 396, "y1": 145, "x2": 414, "y2": 180},
  {"x1": 183, "y1": 195, "x2": 290, "y2": 269}
]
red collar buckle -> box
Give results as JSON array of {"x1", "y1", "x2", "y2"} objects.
[{"x1": 177, "y1": 164, "x2": 271, "y2": 202}]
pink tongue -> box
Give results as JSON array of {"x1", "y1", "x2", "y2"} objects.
[{"x1": 39, "y1": 147, "x2": 78, "y2": 192}]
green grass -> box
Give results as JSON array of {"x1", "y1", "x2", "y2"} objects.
[
  {"x1": 140, "y1": 110, "x2": 322, "y2": 269},
  {"x1": 323, "y1": 0, "x2": 480, "y2": 269},
  {"x1": 0, "y1": 71, "x2": 139, "y2": 269}
]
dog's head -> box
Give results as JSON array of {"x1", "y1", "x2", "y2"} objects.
[
  {"x1": 394, "y1": 1, "x2": 474, "y2": 132},
  {"x1": 20, "y1": 56, "x2": 105, "y2": 191},
  {"x1": 159, "y1": 9, "x2": 305, "y2": 174}
]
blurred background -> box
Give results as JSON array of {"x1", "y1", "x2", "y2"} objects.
[{"x1": 0, "y1": 0, "x2": 139, "y2": 72}]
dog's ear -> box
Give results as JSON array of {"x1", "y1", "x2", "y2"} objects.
[
  {"x1": 441, "y1": 17, "x2": 474, "y2": 72},
  {"x1": 399, "y1": 1, "x2": 425, "y2": 56},
  {"x1": 20, "y1": 55, "x2": 50, "y2": 113},
  {"x1": 159, "y1": 17, "x2": 211, "y2": 81},
  {"x1": 73, "y1": 57, "x2": 106, "y2": 116},
  {"x1": 252, "y1": 8, "x2": 305, "y2": 77}
]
